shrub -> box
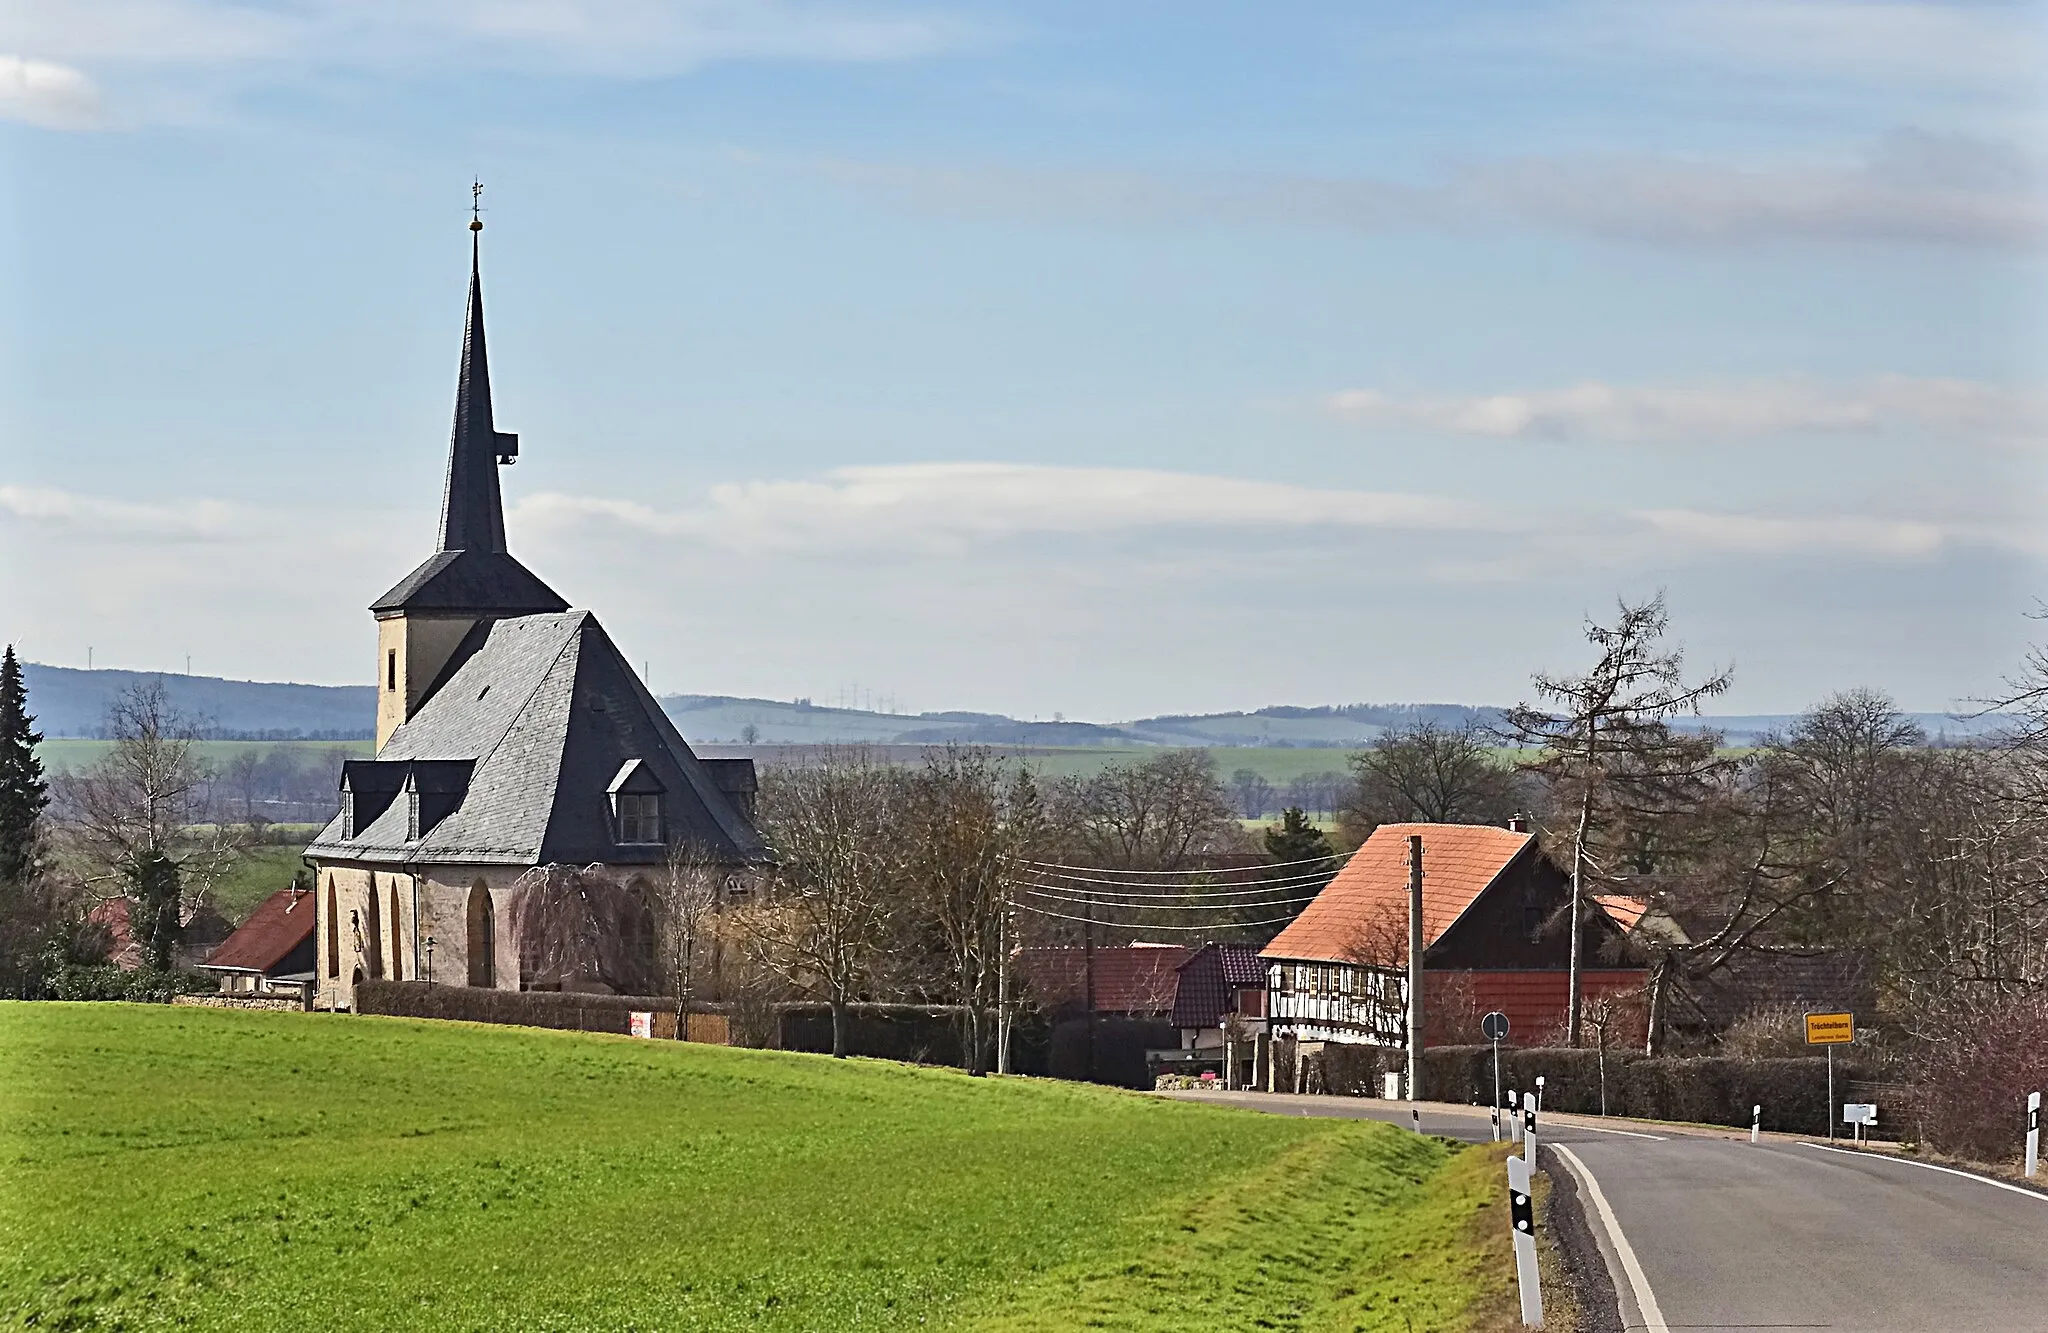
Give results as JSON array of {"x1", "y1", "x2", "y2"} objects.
[
  {"x1": 1048, "y1": 1018, "x2": 1175, "y2": 1089},
  {"x1": 1909, "y1": 991, "x2": 2048, "y2": 1161},
  {"x1": 1415, "y1": 1044, "x2": 1867, "y2": 1135},
  {"x1": 355, "y1": 980, "x2": 691, "y2": 1034},
  {"x1": 45, "y1": 966, "x2": 211, "y2": 1003}
]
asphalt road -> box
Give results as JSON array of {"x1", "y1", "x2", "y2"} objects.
[{"x1": 1159, "y1": 1089, "x2": 2048, "y2": 1331}]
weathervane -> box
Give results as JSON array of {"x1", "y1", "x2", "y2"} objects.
[{"x1": 471, "y1": 179, "x2": 484, "y2": 233}]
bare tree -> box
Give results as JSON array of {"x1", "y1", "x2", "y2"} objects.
[
  {"x1": 745, "y1": 747, "x2": 900, "y2": 1057},
  {"x1": 60, "y1": 681, "x2": 237, "y2": 970},
  {"x1": 900, "y1": 747, "x2": 1039, "y2": 1074},
  {"x1": 508, "y1": 862, "x2": 657, "y2": 995},
  {"x1": 1504, "y1": 593, "x2": 1733, "y2": 1045},
  {"x1": 1341, "y1": 720, "x2": 1521, "y2": 843},
  {"x1": 654, "y1": 839, "x2": 727, "y2": 1036},
  {"x1": 1047, "y1": 750, "x2": 1247, "y2": 872}
]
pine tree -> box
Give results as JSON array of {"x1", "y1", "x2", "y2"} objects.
[
  {"x1": 1263, "y1": 807, "x2": 1332, "y2": 866},
  {"x1": 0, "y1": 645, "x2": 48, "y2": 887}
]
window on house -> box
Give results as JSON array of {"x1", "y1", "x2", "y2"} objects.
[
  {"x1": 387, "y1": 650, "x2": 397, "y2": 692},
  {"x1": 617, "y1": 793, "x2": 661, "y2": 844}
]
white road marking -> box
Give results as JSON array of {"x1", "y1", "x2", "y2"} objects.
[
  {"x1": 1554, "y1": 1144, "x2": 1670, "y2": 1333},
  {"x1": 1802, "y1": 1143, "x2": 2048, "y2": 1202},
  {"x1": 1553, "y1": 1121, "x2": 1667, "y2": 1141}
]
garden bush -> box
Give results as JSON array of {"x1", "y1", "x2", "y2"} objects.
[
  {"x1": 44, "y1": 966, "x2": 211, "y2": 1003},
  {"x1": 1908, "y1": 991, "x2": 2048, "y2": 1161}
]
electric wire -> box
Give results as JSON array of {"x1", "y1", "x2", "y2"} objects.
[
  {"x1": 1009, "y1": 900, "x2": 1306, "y2": 930},
  {"x1": 1008, "y1": 864, "x2": 1343, "y2": 892},
  {"x1": 1003, "y1": 873, "x2": 1337, "y2": 900},
  {"x1": 1005, "y1": 848, "x2": 1356, "y2": 875},
  {"x1": 1013, "y1": 885, "x2": 1323, "y2": 910}
]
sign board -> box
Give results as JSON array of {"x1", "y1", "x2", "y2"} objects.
[
  {"x1": 1383, "y1": 1072, "x2": 1402, "y2": 1100},
  {"x1": 1804, "y1": 1011, "x2": 1855, "y2": 1045},
  {"x1": 1843, "y1": 1103, "x2": 1878, "y2": 1126},
  {"x1": 629, "y1": 1011, "x2": 653, "y2": 1039},
  {"x1": 1481, "y1": 1011, "x2": 1510, "y2": 1042}
]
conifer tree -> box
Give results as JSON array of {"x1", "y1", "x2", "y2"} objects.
[{"x1": 0, "y1": 645, "x2": 48, "y2": 887}]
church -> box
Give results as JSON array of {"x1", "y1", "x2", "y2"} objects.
[{"x1": 307, "y1": 217, "x2": 769, "y2": 1012}]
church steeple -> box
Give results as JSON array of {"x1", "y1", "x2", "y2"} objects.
[
  {"x1": 369, "y1": 192, "x2": 568, "y2": 750},
  {"x1": 440, "y1": 218, "x2": 520, "y2": 554}
]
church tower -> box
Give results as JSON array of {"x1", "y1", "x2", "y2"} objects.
[{"x1": 369, "y1": 212, "x2": 567, "y2": 749}]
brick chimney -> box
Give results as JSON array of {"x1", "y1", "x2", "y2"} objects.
[{"x1": 1507, "y1": 813, "x2": 1529, "y2": 833}]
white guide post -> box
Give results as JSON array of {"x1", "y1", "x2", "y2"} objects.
[
  {"x1": 1509, "y1": 1086, "x2": 1523, "y2": 1144},
  {"x1": 1524, "y1": 1090, "x2": 1539, "y2": 1165},
  {"x1": 1535, "y1": 1075, "x2": 1546, "y2": 1114},
  {"x1": 2028, "y1": 1092, "x2": 2041, "y2": 1179},
  {"x1": 1506, "y1": 1153, "x2": 1545, "y2": 1328},
  {"x1": 1751, "y1": 1104, "x2": 1761, "y2": 1145}
]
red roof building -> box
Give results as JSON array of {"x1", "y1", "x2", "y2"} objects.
[
  {"x1": 1013, "y1": 943, "x2": 1192, "y2": 1019},
  {"x1": 1261, "y1": 822, "x2": 1644, "y2": 1050},
  {"x1": 199, "y1": 887, "x2": 319, "y2": 1002}
]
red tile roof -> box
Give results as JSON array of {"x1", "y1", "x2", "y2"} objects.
[
  {"x1": 1260, "y1": 823, "x2": 1532, "y2": 966},
  {"x1": 203, "y1": 887, "x2": 317, "y2": 973},
  {"x1": 1591, "y1": 895, "x2": 1647, "y2": 932},
  {"x1": 1014, "y1": 943, "x2": 1192, "y2": 1016}
]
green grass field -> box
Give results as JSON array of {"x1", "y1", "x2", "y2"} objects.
[{"x1": 0, "y1": 1005, "x2": 1519, "y2": 1332}]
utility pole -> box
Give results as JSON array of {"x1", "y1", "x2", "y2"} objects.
[
  {"x1": 1084, "y1": 891, "x2": 1098, "y2": 1082},
  {"x1": 1407, "y1": 834, "x2": 1424, "y2": 1103},
  {"x1": 995, "y1": 886, "x2": 1011, "y2": 1075}
]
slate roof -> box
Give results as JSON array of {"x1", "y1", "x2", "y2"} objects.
[
  {"x1": 1261, "y1": 823, "x2": 1532, "y2": 966},
  {"x1": 203, "y1": 887, "x2": 317, "y2": 974},
  {"x1": 1014, "y1": 944, "x2": 1192, "y2": 1017},
  {"x1": 1169, "y1": 943, "x2": 1266, "y2": 1029},
  {"x1": 371, "y1": 232, "x2": 566, "y2": 618},
  {"x1": 306, "y1": 611, "x2": 769, "y2": 867},
  {"x1": 371, "y1": 550, "x2": 566, "y2": 618}
]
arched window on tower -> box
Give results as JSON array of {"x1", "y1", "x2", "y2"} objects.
[{"x1": 467, "y1": 881, "x2": 495, "y2": 988}]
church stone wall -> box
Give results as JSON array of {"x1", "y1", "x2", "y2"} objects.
[
  {"x1": 313, "y1": 862, "x2": 525, "y2": 1012},
  {"x1": 375, "y1": 614, "x2": 478, "y2": 749}
]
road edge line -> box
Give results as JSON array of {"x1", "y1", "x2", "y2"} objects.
[
  {"x1": 1553, "y1": 1144, "x2": 1669, "y2": 1333},
  {"x1": 1800, "y1": 1143, "x2": 2048, "y2": 1201},
  {"x1": 1555, "y1": 1122, "x2": 1667, "y2": 1141}
]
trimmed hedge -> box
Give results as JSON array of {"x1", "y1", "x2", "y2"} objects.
[
  {"x1": 356, "y1": 981, "x2": 690, "y2": 1035},
  {"x1": 1048, "y1": 1018, "x2": 1176, "y2": 1089},
  {"x1": 1411, "y1": 1045, "x2": 1874, "y2": 1137}
]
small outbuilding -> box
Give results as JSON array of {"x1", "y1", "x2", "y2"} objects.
[{"x1": 199, "y1": 887, "x2": 319, "y2": 1005}]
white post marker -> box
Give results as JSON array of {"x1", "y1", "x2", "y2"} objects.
[
  {"x1": 1535, "y1": 1074, "x2": 1546, "y2": 1114},
  {"x1": 1523, "y1": 1090, "x2": 1539, "y2": 1165},
  {"x1": 1506, "y1": 1152, "x2": 1545, "y2": 1328},
  {"x1": 1509, "y1": 1086, "x2": 1522, "y2": 1144},
  {"x1": 2028, "y1": 1092, "x2": 2041, "y2": 1179},
  {"x1": 1412, "y1": 1107, "x2": 1422, "y2": 1134},
  {"x1": 1751, "y1": 1104, "x2": 1761, "y2": 1145}
]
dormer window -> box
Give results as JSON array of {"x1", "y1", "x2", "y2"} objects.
[
  {"x1": 617, "y1": 794, "x2": 661, "y2": 844},
  {"x1": 607, "y1": 758, "x2": 667, "y2": 846}
]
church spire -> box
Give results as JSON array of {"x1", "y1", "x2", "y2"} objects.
[{"x1": 439, "y1": 187, "x2": 520, "y2": 554}]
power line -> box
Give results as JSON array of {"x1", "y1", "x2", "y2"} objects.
[
  {"x1": 1014, "y1": 885, "x2": 1323, "y2": 911},
  {"x1": 1010, "y1": 900, "x2": 1305, "y2": 930},
  {"x1": 1010, "y1": 865, "x2": 1342, "y2": 893},
  {"x1": 1006, "y1": 848, "x2": 1355, "y2": 876}
]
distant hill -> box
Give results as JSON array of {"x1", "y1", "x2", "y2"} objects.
[
  {"x1": 19, "y1": 663, "x2": 2003, "y2": 748},
  {"x1": 23, "y1": 664, "x2": 376, "y2": 739}
]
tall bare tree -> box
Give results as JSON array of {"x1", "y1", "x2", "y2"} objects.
[
  {"x1": 1504, "y1": 593, "x2": 1732, "y2": 1045},
  {"x1": 1047, "y1": 750, "x2": 1246, "y2": 872},
  {"x1": 654, "y1": 839, "x2": 728, "y2": 1036},
  {"x1": 61, "y1": 681, "x2": 236, "y2": 970},
  {"x1": 746, "y1": 747, "x2": 900, "y2": 1057},
  {"x1": 900, "y1": 747, "x2": 1040, "y2": 1074},
  {"x1": 1342, "y1": 719, "x2": 1522, "y2": 843}
]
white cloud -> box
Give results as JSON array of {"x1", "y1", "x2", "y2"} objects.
[
  {"x1": 1327, "y1": 375, "x2": 2046, "y2": 446},
  {"x1": 1597, "y1": 1, "x2": 2045, "y2": 88},
  {"x1": 0, "y1": 483, "x2": 240, "y2": 539},
  {"x1": 1631, "y1": 508, "x2": 1946, "y2": 560},
  {"x1": 827, "y1": 129, "x2": 2048, "y2": 252},
  {"x1": 0, "y1": 54, "x2": 103, "y2": 128},
  {"x1": 0, "y1": 0, "x2": 970, "y2": 77},
  {"x1": 514, "y1": 462, "x2": 1493, "y2": 553}
]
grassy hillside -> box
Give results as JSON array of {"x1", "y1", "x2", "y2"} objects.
[{"x1": 0, "y1": 1005, "x2": 1517, "y2": 1332}]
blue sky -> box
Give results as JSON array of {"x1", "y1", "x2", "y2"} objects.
[{"x1": 2, "y1": 1, "x2": 2044, "y2": 719}]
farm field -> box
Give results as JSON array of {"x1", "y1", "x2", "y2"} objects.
[
  {"x1": 0, "y1": 1005, "x2": 1519, "y2": 1332},
  {"x1": 32, "y1": 738, "x2": 374, "y2": 776}
]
